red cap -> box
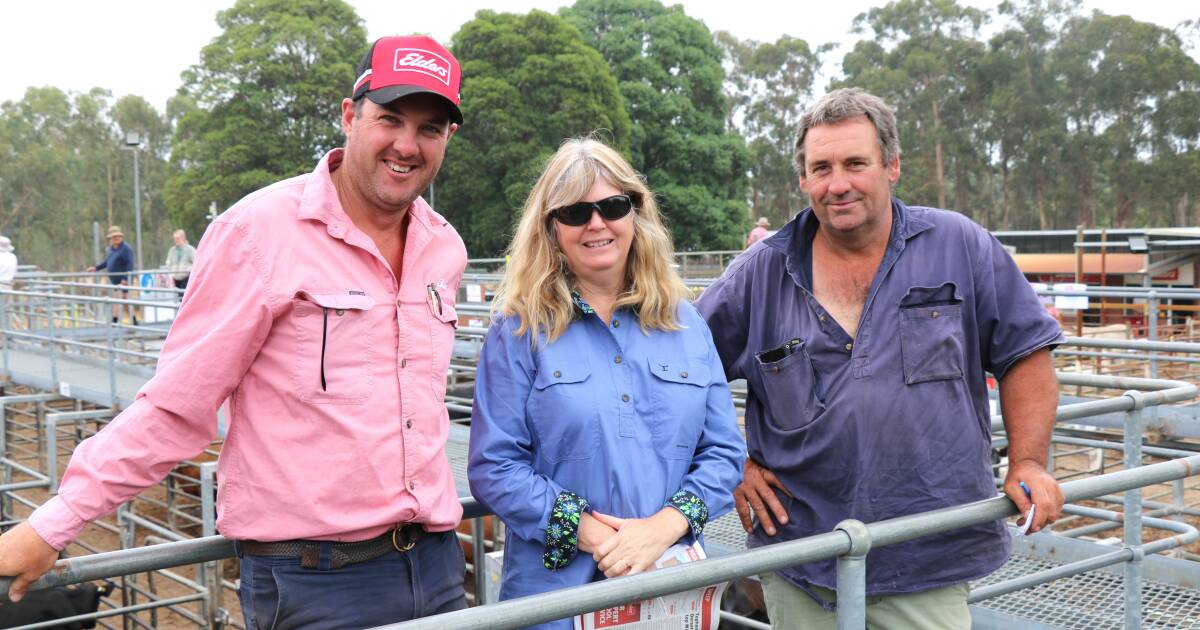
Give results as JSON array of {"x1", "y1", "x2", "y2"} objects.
[{"x1": 352, "y1": 36, "x2": 463, "y2": 125}]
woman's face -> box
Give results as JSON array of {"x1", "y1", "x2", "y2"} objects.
[{"x1": 554, "y1": 178, "x2": 635, "y2": 289}]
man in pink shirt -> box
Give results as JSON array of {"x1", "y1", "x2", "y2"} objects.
[
  {"x1": 746, "y1": 216, "x2": 770, "y2": 247},
  {"x1": 0, "y1": 36, "x2": 470, "y2": 628}
]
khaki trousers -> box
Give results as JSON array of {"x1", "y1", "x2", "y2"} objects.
[{"x1": 759, "y1": 571, "x2": 971, "y2": 629}]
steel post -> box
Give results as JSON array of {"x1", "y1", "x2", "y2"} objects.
[
  {"x1": 1147, "y1": 292, "x2": 1157, "y2": 379},
  {"x1": 107, "y1": 309, "x2": 117, "y2": 406},
  {"x1": 45, "y1": 412, "x2": 58, "y2": 493},
  {"x1": 1123, "y1": 391, "x2": 1145, "y2": 629},
  {"x1": 471, "y1": 517, "x2": 487, "y2": 605},
  {"x1": 2, "y1": 289, "x2": 10, "y2": 378},
  {"x1": 835, "y1": 519, "x2": 870, "y2": 630},
  {"x1": 46, "y1": 293, "x2": 58, "y2": 383},
  {"x1": 200, "y1": 461, "x2": 220, "y2": 628}
]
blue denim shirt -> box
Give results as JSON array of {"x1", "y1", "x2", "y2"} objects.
[
  {"x1": 468, "y1": 300, "x2": 744, "y2": 628},
  {"x1": 694, "y1": 199, "x2": 1063, "y2": 599}
]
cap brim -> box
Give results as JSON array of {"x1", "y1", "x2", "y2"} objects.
[{"x1": 364, "y1": 85, "x2": 463, "y2": 125}]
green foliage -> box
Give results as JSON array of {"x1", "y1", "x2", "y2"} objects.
[
  {"x1": 839, "y1": 0, "x2": 989, "y2": 214},
  {"x1": 436, "y1": 9, "x2": 631, "y2": 257},
  {"x1": 164, "y1": 0, "x2": 367, "y2": 237},
  {"x1": 719, "y1": 32, "x2": 825, "y2": 228},
  {"x1": 7, "y1": 0, "x2": 1200, "y2": 271},
  {"x1": 561, "y1": 0, "x2": 750, "y2": 251},
  {"x1": 0, "y1": 88, "x2": 173, "y2": 271}
]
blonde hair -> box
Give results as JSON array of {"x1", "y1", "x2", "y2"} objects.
[{"x1": 493, "y1": 137, "x2": 689, "y2": 345}]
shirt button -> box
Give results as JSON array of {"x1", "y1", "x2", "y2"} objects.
[
  {"x1": 613, "y1": 319, "x2": 620, "y2": 328},
  {"x1": 396, "y1": 299, "x2": 402, "y2": 308},
  {"x1": 401, "y1": 358, "x2": 408, "y2": 368},
  {"x1": 680, "y1": 371, "x2": 688, "y2": 378},
  {"x1": 405, "y1": 419, "x2": 412, "y2": 429},
  {"x1": 408, "y1": 481, "x2": 415, "y2": 491},
  {"x1": 335, "y1": 309, "x2": 345, "y2": 316},
  {"x1": 553, "y1": 370, "x2": 562, "y2": 378},
  {"x1": 845, "y1": 343, "x2": 853, "y2": 352},
  {"x1": 932, "y1": 310, "x2": 940, "y2": 318},
  {"x1": 621, "y1": 394, "x2": 630, "y2": 402},
  {"x1": 614, "y1": 356, "x2": 622, "y2": 364},
  {"x1": 820, "y1": 315, "x2": 827, "y2": 323}
]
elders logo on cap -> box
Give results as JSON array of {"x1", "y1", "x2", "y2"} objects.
[
  {"x1": 395, "y1": 49, "x2": 452, "y2": 86},
  {"x1": 352, "y1": 35, "x2": 463, "y2": 125}
]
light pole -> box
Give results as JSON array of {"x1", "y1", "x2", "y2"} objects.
[{"x1": 123, "y1": 132, "x2": 144, "y2": 273}]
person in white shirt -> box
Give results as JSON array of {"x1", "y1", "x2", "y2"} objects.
[{"x1": 0, "y1": 236, "x2": 18, "y2": 291}]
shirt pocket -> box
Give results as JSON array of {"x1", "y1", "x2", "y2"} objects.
[
  {"x1": 426, "y1": 286, "x2": 458, "y2": 398},
  {"x1": 291, "y1": 292, "x2": 376, "y2": 404},
  {"x1": 898, "y1": 282, "x2": 966, "y2": 385},
  {"x1": 648, "y1": 357, "x2": 711, "y2": 460},
  {"x1": 753, "y1": 339, "x2": 826, "y2": 432},
  {"x1": 527, "y1": 360, "x2": 599, "y2": 462}
]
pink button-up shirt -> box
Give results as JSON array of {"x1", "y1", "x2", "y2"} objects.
[{"x1": 29, "y1": 149, "x2": 468, "y2": 549}]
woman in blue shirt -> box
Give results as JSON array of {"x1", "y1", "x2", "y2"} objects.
[{"x1": 468, "y1": 138, "x2": 744, "y2": 628}]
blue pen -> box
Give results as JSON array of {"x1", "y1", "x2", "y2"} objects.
[{"x1": 1016, "y1": 481, "x2": 1036, "y2": 535}]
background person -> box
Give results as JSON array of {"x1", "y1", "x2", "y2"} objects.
[
  {"x1": 0, "y1": 236, "x2": 17, "y2": 291},
  {"x1": 87, "y1": 225, "x2": 136, "y2": 325},
  {"x1": 164, "y1": 229, "x2": 197, "y2": 291},
  {"x1": 468, "y1": 138, "x2": 744, "y2": 630},
  {"x1": 695, "y1": 88, "x2": 1064, "y2": 629},
  {"x1": 0, "y1": 35, "x2": 470, "y2": 629},
  {"x1": 745, "y1": 216, "x2": 770, "y2": 247}
]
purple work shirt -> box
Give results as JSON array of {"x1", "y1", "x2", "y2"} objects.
[{"x1": 694, "y1": 199, "x2": 1063, "y2": 599}]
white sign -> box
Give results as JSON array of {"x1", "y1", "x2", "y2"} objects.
[
  {"x1": 1053, "y1": 283, "x2": 1089, "y2": 311},
  {"x1": 466, "y1": 284, "x2": 483, "y2": 303},
  {"x1": 58, "y1": 381, "x2": 71, "y2": 397}
]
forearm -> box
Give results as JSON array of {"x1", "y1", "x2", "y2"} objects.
[
  {"x1": 28, "y1": 397, "x2": 217, "y2": 549},
  {"x1": 999, "y1": 348, "x2": 1058, "y2": 467}
]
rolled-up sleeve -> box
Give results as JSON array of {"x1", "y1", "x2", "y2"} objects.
[
  {"x1": 28, "y1": 219, "x2": 277, "y2": 550},
  {"x1": 468, "y1": 316, "x2": 570, "y2": 546},
  {"x1": 972, "y1": 230, "x2": 1065, "y2": 379}
]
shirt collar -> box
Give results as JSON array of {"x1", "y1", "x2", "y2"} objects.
[
  {"x1": 767, "y1": 198, "x2": 934, "y2": 289},
  {"x1": 570, "y1": 290, "x2": 596, "y2": 317},
  {"x1": 297, "y1": 148, "x2": 441, "y2": 236}
]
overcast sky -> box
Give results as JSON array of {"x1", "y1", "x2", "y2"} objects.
[{"x1": 2, "y1": 1, "x2": 1195, "y2": 113}]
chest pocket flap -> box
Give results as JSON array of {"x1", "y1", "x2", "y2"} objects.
[
  {"x1": 297, "y1": 291, "x2": 377, "y2": 311},
  {"x1": 533, "y1": 361, "x2": 592, "y2": 389},
  {"x1": 647, "y1": 358, "x2": 711, "y2": 387},
  {"x1": 898, "y1": 281, "x2": 966, "y2": 385}
]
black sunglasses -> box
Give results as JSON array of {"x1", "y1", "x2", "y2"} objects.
[{"x1": 550, "y1": 195, "x2": 634, "y2": 227}]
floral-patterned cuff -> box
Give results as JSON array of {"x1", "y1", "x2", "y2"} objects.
[
  {"x1": 666, "y1": 490, "x2": 709, "y2": 540},
  {"x1": 544, "y1": 490, "x2": 590, "y2": 570}
]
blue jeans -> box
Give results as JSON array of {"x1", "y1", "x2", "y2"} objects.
[{"x1": 237, "y1": 530, "x2": 467, "y2": 629}]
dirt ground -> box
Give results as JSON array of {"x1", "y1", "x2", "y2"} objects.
[{"x1": 2, "y1": 395, "x2": 242, "y2": 630}]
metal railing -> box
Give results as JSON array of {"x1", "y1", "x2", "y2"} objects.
[{"x1": 2, "y1": 456, "x2": 1195, "y2": 630}]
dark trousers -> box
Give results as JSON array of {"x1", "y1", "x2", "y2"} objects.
[
  {"x1": 236, "y1": 530, "x2": 467, "y2": 630},
  {"x1": 173, "y1": 276, "x2": 189, "y2": 290}
]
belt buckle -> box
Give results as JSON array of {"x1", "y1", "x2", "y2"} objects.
[{"x1": 391, "y1": 526, "x2": 416, "y2": 552}]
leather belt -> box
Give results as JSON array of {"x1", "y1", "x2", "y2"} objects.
[{"x1": 237, "y1": 524, "x2": 426, "y2": 569}]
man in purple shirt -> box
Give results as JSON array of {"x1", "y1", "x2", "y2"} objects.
[{"x1": 694, "y1": 88, "x2": 1065, "y2": 628}]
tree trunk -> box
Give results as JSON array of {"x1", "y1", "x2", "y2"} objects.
[
  {"x1": 1001, "y1": 156, "x2": 1011, "y2": 230},
  {"x1": 931, "y1": 95, "x2": 946, "y2": 209},
  {"x1": 1036, "y1": 183, "x2": 1048, "y2": 230},
  {"x1": 1115, "y1": 189, "x2": 1135, "y2": 228}
]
